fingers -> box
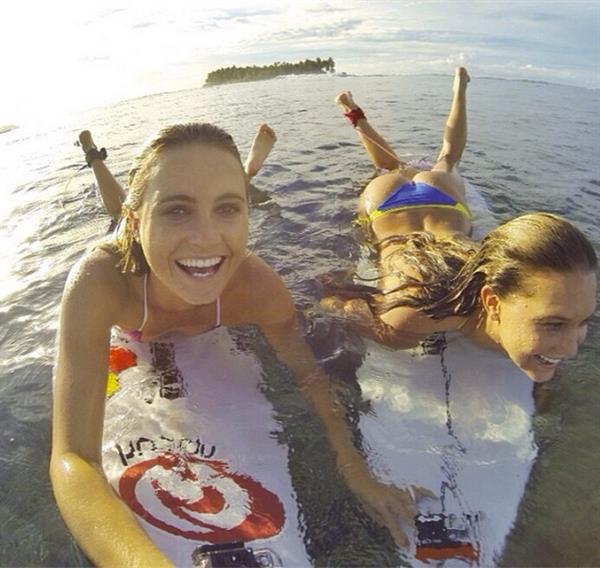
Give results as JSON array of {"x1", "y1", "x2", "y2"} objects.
[
  {"x1": 319, "y1": 296, "x2": 346, "y2": 313},
  {"x1": 410, "y1": 484, "x2": 438, "y2": 502}
]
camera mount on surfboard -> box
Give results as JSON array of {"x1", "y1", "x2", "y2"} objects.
[{"x1": 192, "y1": 541, "x2": 282, "y2": 567}]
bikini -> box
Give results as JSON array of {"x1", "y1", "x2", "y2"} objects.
[
  {"x1": 366, "y1": 181, "x2": 471, "y2": 224},
  {"x1": 119, "y1": 273, "x2": 221, "y2": 341},
  {"x1": 341, "y1": 106, "x2": 471, "y2": 225}
]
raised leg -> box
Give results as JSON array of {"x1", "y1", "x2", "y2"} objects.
[
  {"x1": 79, "y1": 130, "x2": 126, "y2": 219},
  {"x1": 335, "y1": 91, "x2": 402, "y2": 171},
  {"x1": 412, "y1": 67, "x2": 471, "y2": 217},
  {"x1": 433, "y1": 67, "x2": 470, "y2": 172},
  {"x1": 244, "y1": 123, "x2": 276, "y2": 178}
]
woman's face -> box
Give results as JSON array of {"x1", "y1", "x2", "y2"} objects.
[
  {"x1": 487, "y1": 269, "x2": 597, "y2": 382},
  {"x1": 137, "y1": 143, "x2": 248, "y2": 307}
]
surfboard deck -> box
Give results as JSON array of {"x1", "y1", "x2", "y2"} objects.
[
  {"x1": 356, "y1": 332, "x2": 537, "y2": 565},
  {"x1": 102, "y1": 327, "x2": 309, "y2": 567}
]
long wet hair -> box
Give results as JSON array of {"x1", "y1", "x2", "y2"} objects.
[
  {"x1": 325, "y1": 213, "x2": 597, "y2": 319},
  {"x1": 113, "y1": 123, "x2": 245, "y2": 274}
]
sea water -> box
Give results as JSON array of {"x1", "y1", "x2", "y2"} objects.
[{"x1": 0, "y1": 74, "x2": 599, "y2": 566}]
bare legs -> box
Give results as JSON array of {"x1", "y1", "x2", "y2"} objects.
[
  {"x1": 244, "y1": 123, "x2": 277, "y2": 178},
  {"x1": 79, "y1": 124, "x2": 276, "y2": 219},
  {"x1": 335, "y1": 91, "x2": 402, "y2": 170},
  {"x1": 336, "y1": 67, "x2": 470, "y2": 177},
  {"x1": 433, "y1": 67, "x2": 470, "y2": 171},
  {"x1": 79, "y1": 131, "x2": 126, "y2": 219}
]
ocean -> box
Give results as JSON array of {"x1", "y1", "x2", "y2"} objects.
[{"x1": 0, "y1": 73, "x2": 598, "y2": 566}]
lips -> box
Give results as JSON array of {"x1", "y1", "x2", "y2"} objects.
[
  {"x1": 176, "y1": 256, "x2": 224, "y2": 278},
  {"x1": 535, "y1": 354, "x2": 562, "y2": 366}
]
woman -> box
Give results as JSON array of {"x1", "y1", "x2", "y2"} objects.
[
  {"x1": 50, "y1": 123, "x2": 419, "y2": 566},
  {"x1": 77, "y1": 123, "x2": 278, "y2": 222},
  {"x1": 324, "y1": 68, "x2": 597, "y2": 383}
]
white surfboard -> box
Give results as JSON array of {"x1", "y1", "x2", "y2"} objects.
[
  {"x1": 102, "y1": 327, "x2": 310, "y2": 567},
  {"x1": 356, "y1": 332, "x2": 537, "y2": 566}
]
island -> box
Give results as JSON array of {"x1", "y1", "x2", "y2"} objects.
[
  {"x1": 204, "y1": 57, "x2": 335, "y2": 87},
  {"x1": 0, "y1": 124, "x2": 17, "y2": 135}
]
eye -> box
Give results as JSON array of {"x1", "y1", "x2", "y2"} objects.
[
  {"x1": 162, "y1": 205, "x2": 190, "y2": 218},
  {"x1": 540, "y1": 321, "x2": 564, "y2": 330},
  {"x1": 217, "y1": 203, "x2": 242, "y2": 217}
]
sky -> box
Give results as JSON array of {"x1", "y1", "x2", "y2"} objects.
[{"x1": 2, "y1": 0, "x2": 599, "y2": 127}]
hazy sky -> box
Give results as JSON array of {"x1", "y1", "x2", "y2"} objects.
[{"x1": 2, "y1": 0, "x2": 599, "y2": 126}]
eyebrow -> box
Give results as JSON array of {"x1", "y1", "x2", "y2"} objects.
[
  {"x1": 534, "y1": 313, "x2": 596, "y2": 325},
  {"x1": 533, "y1": 316, "x2": 570, "y2": 323},
  {"x1": 157, "y1": 193, "x2": 246, "y2": 205}
]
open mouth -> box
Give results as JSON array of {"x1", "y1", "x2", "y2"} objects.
[
  {"x1": 535, "y1": 354, "x2": 562, "y2": 366},
  {"x1": 176, "y1": 256, "x2": 224, "y2": 279}
]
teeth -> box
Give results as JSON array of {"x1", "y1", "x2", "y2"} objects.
[
  {"x1": 537, "y1": 354, "x2": 562, "y2": 365},
  {"x1": 178, "y1": 257, "x2": 222, "y2": 268}
]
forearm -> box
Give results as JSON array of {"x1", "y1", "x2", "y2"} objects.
[
  {"x1": 260, "y1": 314, "x2": 418, "y2": 546},
  {"x1": 50, "y1": 452, "x2": 171, "y2": 568},
  {"x1": 263, "y1": 320, "x2": 373, "y2": 481},
  {"x1": 297, "y1": 369, "x2": 373, "y2": 480}
]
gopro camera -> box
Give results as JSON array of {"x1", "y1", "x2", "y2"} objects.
[{"x1": 192, "y1": 541, "x2": 281, "y2": 568}]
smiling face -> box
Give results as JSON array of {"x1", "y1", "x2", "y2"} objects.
[
  {"x1": 483, "y1": 269, "x2": 597, "y2": 382},
  {"x1": 136, "y1": 143, "x2": 248, "y2": 308}
]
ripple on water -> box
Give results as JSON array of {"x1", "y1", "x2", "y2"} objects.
[{"x1": 2, "y1": 74, "x2": 599, "y2": 567}]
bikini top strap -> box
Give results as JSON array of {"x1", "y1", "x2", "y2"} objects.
[
  {"x1": 139, "y1": 273, "x2": 150, "y2": 332},
  {"x1": 214, "y1": 296, "x2": 221, "y2": 328}
]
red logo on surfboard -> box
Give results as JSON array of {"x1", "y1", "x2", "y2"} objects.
[{"x1": 119, "y1": 453, "x2": 285, "y2": 542}]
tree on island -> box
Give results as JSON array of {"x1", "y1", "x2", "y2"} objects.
[{"x1": 204, "y1": 57, "x2": 336, "y2": 87}]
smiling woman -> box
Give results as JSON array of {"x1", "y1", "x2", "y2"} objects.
[
  {"x1": 322, "y1": 68, "x2": 598, "y2": 384},
  {"x1": 50, "y1": 122, "x2": 420, "y2": 566}
]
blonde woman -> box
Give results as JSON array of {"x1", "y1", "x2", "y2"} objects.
[
  {"x1": 51, "y1": 123, "x2": 420, "y2": 566},
  {"x1": 324, "y1": 68, "x2": 597, "y2": 383}
]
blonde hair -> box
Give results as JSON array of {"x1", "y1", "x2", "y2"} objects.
[
  {"x1": 114, "y1": 123, "x2": 245, "y2": 273},
  {"x1": 323, "y1": 213, "x2": 597, "y2": 319},
  {"x1": 423, "y1": 212, "x2": 598, "y2": 318}
]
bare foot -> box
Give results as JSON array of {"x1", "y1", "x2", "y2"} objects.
[
  {"x1": 78, "y1": 130, "x2": 96, "y2": 153},
  {"x1": 334, "y1": 91, "x2": 359, "y2": 113},
  {"x1": 453, "y1": 67, "x2": 470, "y2": 95},
  {"x1": 244, "y1": 123, "x2": 276, "y2": 178}
]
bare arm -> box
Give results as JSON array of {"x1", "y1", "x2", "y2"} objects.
[
  {"x1": 320, "y1": 296, "x2": 427, "y2": 349},
  {"x1": 50, "y1": 253, "x2": 171, "y2": 567},
  {"x1": 254, "y1": 275, "x2": 419, "y2": 546}
]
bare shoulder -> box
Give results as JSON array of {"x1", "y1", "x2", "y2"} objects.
[
  {"x1": 63, "y1": 247, "x2": 128, "y2": 323},
  {"x1": 227, "y1": 253, "x2": 295, "y2": 326},
  {"x1": 380, "y1": 304, "x2": 449, "y2": 335}
]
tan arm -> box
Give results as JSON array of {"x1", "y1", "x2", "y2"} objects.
[
  {"x1": 320, "y1": 296, "x2": 425, "y2": 349},
  {"x1": 50, "y1": 254, "x2": 171, "y2": 567},
  {"x1": 259, "y1": 302, "x2": 418, "y2": 546}
]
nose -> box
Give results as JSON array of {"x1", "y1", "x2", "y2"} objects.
[{"x1": 188, "y1": 215, "x2": 220, "y2": 246}]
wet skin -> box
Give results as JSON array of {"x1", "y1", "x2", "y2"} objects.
[
  {"x1": 136, "y1": 143, "x2": 249, "y2": 310},
  {"x1": 489, "y1": 269, "x2": 597, "y2": 383}
]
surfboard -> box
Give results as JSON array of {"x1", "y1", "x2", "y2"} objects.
[
  {"x1": 348, "y1": 177, "x2": 536, "y2": 564},
  {"x1": 356, "y1": 332, "x2": 537, "y2": 565},
  {"x1": 101, "y1": 327, "x2": 310, "y2": 567}
]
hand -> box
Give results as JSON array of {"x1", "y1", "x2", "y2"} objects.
[
  {"x1": 320, "y1": 296, "x2": 374, "y2": 323},
  {"x1": 344, "y1": 468, "x2": 435, "y2": 547}
]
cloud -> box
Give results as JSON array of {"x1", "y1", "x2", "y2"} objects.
[
  {"x1": 2, "y1": 0, "x2": 598, "y2": 125},
  {"x1": 262, "y1": 19, "x2": 363, "y2": 42}
]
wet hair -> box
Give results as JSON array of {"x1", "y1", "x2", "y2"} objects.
[
  {"x1": 324, "y1": 213, "x2": 597, "y2": 319},
  {"x1": 114, "y1": 123, "x2": 245, "y2": 273}
]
